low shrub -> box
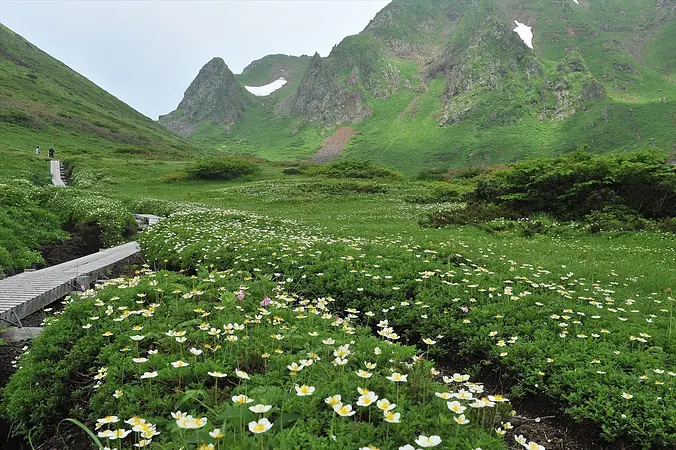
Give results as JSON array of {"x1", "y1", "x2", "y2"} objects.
[
  {"x1": 186, "y1": 157, "x2": 261, "y2": 181},
  {"x1": 423, "y1": 203, "x2": 517, "y2": 228},
  {"x1": 472, "y1": 150, "x2": 676, "y2": 221},
  {"x1": 415, "y1": 168, "x2": 448, "y2": 182},
  {"x1": 0, "y1": 205, "x2": 65, "y2": 276},
  {"x1": 70, "y1": 168, "x2": 114, "y2": 189},
  {"x1": 38, "y1": 188, "x2": 136, "y2": 246},
  {"x1": 658, "y1": 218, "x2": 676, "y2": 233},
  {"x1": 282, "y1": 167, "x2": 304, "y2": 175},
  {"x1": 583, "y1": 206, "x2": 648, "y2": 233},
  {"x1": 323, "y1": 160, "x2": 400, "y2": 179},
  {"x1": 123, "y1": 198, "x2": 186, "y2": 217},
  {"x1": 0, "y1": 181, "x2": 66, "y2": 276}
]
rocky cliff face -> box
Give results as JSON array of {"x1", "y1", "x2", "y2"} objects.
[
  {"x1": 426, "y1": 4, "x2": 607, "y2": 127},
  {"x1": 159, "y1": 58, "x2": 250, "y2": 137},
  {"x1": 291, "y1": 53, "x2": 371, "y2": 125}
]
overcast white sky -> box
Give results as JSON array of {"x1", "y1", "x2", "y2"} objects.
[{"x1": 0, "y1": 0, "x2": 391, "y2": 119}]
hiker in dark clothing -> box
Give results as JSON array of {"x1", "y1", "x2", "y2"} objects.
[{"x1": 48, "y1": 147, "x2": 54, "y2": 159}]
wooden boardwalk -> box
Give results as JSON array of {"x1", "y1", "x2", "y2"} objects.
[
  {"x1": 0, "y1": 161, "x2": 159, "y2": 338},
  {"x1": 0, "y1": 242, "x2": 140, "y2": 327},
  {"x1": 50, "y1": 160, "x2": 66, "y2": 187}
]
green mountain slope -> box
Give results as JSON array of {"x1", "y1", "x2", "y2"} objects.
[
  {"x1": 0, "y1": 24, "x2": 193, "y2": 156},
  {"x1": 163, "y1": 0, "x2": 676, "y2": 173},
  {"x1": 236, "y1": 54, "x2": 311, "y2": 87}
]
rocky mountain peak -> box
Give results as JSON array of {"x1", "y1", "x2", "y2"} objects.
[{"x1": 159, "y1": 57, "x2": 250, "y2": 137}]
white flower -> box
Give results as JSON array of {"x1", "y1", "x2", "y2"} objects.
[
  {"x1": 249, "y1": 404, "x2": 272, "y2": 414},
  {"x1": 232, "y1": 395, "x2": 254, "y2": 404},
  {"x1": 386, "y1": 372, "x2": 407, "y2": 382},
  {"x1": 515, "y1": 435, "x2": 527, "y2": 445},
  {"x1": 447, "y1": 401, "x2": 467, "y2": 414},
  {"x1": 383, "y1": 410, "x2": 401, "y2": 423},
  {"x1": 415, "y1": 435, "x2": 442, "y2": 447},
  {"x1": 235, "y1": 369, "x2": 250, "y2": 380},
  {"x1": 295, "y1": 385, "x2": 315, "y2": 396},
  {"x1": 376, "y1": 398, "x2": 396, "y2": 411},
  {"x1": 248, "y1": 418, "x2": 273, "y2": 434}
]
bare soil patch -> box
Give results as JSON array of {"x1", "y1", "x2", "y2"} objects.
[{"x1": 311, "y1": 127, "x2": 357, "y2": 164}]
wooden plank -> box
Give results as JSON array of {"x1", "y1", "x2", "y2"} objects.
[
  {"x1": 50, "y1": 160, "x2": 66, "y2": 187},
  {"x1": 0, "y1": 327, "x2": 44, "y2": 342},
  {"x1": 0, "y1": 241, "x2": 141, "y2": 322}
]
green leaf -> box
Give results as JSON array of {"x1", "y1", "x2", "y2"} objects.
[{"x1": 58, "y1": 418, "x2": 103, "y2": 450}]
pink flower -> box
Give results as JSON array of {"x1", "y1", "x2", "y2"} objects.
[
  {"x1": 236, "y1": 290, "x2": 245, "y2": 301},
  {"x1": 260, "y1": 296, "x2": 271, "y2": 307}
]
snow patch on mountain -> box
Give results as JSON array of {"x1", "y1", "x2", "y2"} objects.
[
  {"x1": 245, "y1": 78, "x2": 288, "y2": 96},
  {"x1": 513, "y1": 21, "x2": 534, "y2": 49}
]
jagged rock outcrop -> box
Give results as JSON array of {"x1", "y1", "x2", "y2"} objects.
[
  {"x1": 159, "y1": 58, "x2": 250, "y2": 137},
  {"x1": 291, "y1": 53, "x2": 372, "y2": 125},
  {"x1": 537, "y1": 51, "x2": 606, "y2": 121},
  {"x1": 429, "y1": 7, "x2": 606, "y2": 126}
]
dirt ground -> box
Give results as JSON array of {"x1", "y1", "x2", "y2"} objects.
[{"x1": 41, "y1": 223, "x2": 103, "y2": 268}]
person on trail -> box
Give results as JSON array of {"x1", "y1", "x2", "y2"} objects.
[
  {"x1": 48, "y1": 147, "x2": 54, "y2": 159},
  {"x1": 35, "y1": 145, "x2": 40, "y2": 155}
]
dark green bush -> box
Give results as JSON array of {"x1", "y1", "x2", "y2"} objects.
[
  {"x1": 282, "y1": 167, "x2": 304, "y2": 175},
  {"x1": 423, "y1": 203, "x2": 518, "y2": 227},
  {"x1": 416, "y1": 168, "x2": 448, "y2": 181},
  {"x1": 472, "y1": 150, "x2": 676, "y2": 221},
  {"x1": 658, "y1": 218, "x2": 676, "y2": 233},
  {"x1": 583, "y1": 206, "x2": 648, "y2": 233},
  {"x1": 322, "y1": 160, "x2": 400, "y2": 179},
  {"x1": 186, "y1": 157, "x2": 261, "y2": 181}
]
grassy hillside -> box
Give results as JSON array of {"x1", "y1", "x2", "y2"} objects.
[
  {"x1": 236, "y1": 54, "x2": 311, "y2": 86},
  {"x1": 0, "y1": 24, "x2": 195, "y2": 157}
]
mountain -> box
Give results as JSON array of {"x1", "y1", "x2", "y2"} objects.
[
  {"x1": 159, "y1": 58, "x2": 250, "y2": 137},
  {"x1": 0, "y1": 24, "x2": 193, "y2": 155},
  {"x1": 236, "y1": 54, "x2": 311, "y2": 89},
  {"x1": 162, "y1": 0, "x2": 676, "y2": 173}
]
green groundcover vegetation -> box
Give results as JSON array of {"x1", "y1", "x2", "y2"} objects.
[
  {"x1": 1, "y1": 149, "x2": 675, "y2": 450},
  {"x1": 2, "y1": 267, "x2": 516, "y2": 450}
]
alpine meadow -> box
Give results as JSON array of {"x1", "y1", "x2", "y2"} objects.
[{"x1": 0, "y1": 1, "x2": 674, "y2": 450}]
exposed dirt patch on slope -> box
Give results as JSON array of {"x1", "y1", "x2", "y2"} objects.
[
  {"x1": 311, "y1": 127, "x2": 357, "y2": 164},
  {"x1": 40, "y1": 223, "x2": 103, "y2": 267}
]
